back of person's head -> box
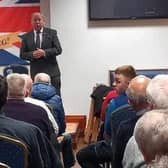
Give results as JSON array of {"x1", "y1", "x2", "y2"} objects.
[
  {"x1": 0, "y1": 75, "x2": 8, "y2": 110},
  {"x1": 146, "y1": 74, "x2": 168, "y2": 109},
  {"x1": 114, "y1": 65, "x2": 136, "y2": 80},
  {"x1": 21, "y1": 74, "x2": 33, "y2": 97},
  {"x1": 7, "y1": 73, "x2": 26, "y2": 98},
  {"x1": 34, "y1": 73, "x2": 51, "y2": 84},
  {"x1": 134, "y1": 109, "x2": 168, "y2": 163},
  {"x1": 126, "y1": 75, "x2": 151, "y2": 110}
]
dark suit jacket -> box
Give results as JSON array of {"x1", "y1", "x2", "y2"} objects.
[
  {"x1": 0, "y1": 114, "x2": 62, "y2": 168},
  {"x1": 20, "y1": 27, "x2": 62, "y2": 79},
  {"x1": 112, "y1": 115, "x2": 140, "y2": 168},
  {"x1": 111, "y1": 104, "x2": 136, "y2": 142}
]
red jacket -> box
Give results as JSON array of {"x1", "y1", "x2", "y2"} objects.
[{"x1": 100, "y1": 90, "x2": 119, "y2": 122}]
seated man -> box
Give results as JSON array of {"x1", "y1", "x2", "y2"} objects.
[
  {"x1": 134, "y1": 109, "x2": 168, "y2": 168},
  {"x1": 0, "y1": 75, "x2": 62, "y2": 168},
  {"x1": 112, "y1": 75, "x2": 151, "y2": 168},
  {"x1": 104, "y1": 65, "x2": 136, "y2": 139},
  {"x1": 21, "y1": 74, "x2": 59, "y2": 136},
  {"x1": 32, "y1": 72, "x2": 66, "y2": 135},
  {"x1": 3, "y1": 73, "x2": 55, "y2": 142},
  {"x1": 122, "y1": 74, "x2": 168, "y2": 168},
  {"x1": 32, "y1": 73, "x2": 75, "y2": 168},
  {"x1": 76, "y1": 65, "x2": 136, "y2": 168}
]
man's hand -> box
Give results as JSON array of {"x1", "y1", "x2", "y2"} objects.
[{"x1": 33, "y1": 48, "x2": 45, "y2": 59}]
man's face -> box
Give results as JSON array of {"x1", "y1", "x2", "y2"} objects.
[
  {"x1": 113, "y1": 74, "x2": 130, "y2": 94},
  {"x1": 31, "y1": 13, "x2": 44, "y2": 31}
]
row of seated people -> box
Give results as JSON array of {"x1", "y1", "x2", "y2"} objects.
[
  {"x1": 77, "y1": 65, "x2": 168, "y2": 168},
  {"x1": 0, "y1": 72, "x2": 75, "y2": 168}
]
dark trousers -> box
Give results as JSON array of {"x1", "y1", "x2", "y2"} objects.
[
  {"x1": 61, "y1": 134, "x2": 75, "y2": 168},
  {"x1": 76, "y1": 140, "x2": 111, "y2": 168},
  {"x1": 51, "y1": 75, "x2": 61, "y2": 96},
  {"x1": 55, "y1": 134, "x2": 75, "y2": 168}
]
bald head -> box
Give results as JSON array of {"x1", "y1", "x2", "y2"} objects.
[
  {"x1": 21, "y1": 74, "x2": 33, "y2": 97},
  {"x1": 126, "y1": 75, "x2": 151, "y2": 110},
  {"x1": 31, "y1": 12, "x2": 45, "y2": 31},
  {"x1": 134, "y1": 110, "x2": 168, "y2": 162}
]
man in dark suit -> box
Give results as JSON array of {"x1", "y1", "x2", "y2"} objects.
[
  {"x1": 0, "y1": 75, "x2": 63, "y2": 168},
  {"x1": 20, "y1": 12, "x2": 62, "y2": 95}
]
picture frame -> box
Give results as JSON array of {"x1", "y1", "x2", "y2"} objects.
[{"x1": 109, "y1": 68, "x2": 168, "y2": 87}]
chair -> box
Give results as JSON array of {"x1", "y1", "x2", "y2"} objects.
[
  {"x1": 84, "y1": 99, "x2": 101, "y2": 143},
  {"x1": 3, "y1": 64, "x2": 29, "y2": 77},
  {"x1": 0, "y1": 134, "x2": 28, "y2": 168}
]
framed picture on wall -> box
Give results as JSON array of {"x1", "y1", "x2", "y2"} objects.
[{"x1": 109, "y1": 68, "x2": 168, "y2": 87}]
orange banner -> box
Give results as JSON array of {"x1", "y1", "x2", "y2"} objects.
[{"x1": 0, "y1": 33, "x2": 21, "y2": 49}]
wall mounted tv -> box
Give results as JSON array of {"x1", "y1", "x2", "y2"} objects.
[{"x1": 89, "y1": 0, "x2": 168, "y2": 20}]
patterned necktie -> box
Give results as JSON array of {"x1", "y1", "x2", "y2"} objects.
[{"x1": 36, "y1": 31, "x2": 40, "y2": 48}]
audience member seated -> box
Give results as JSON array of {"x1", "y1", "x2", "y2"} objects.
[
  {"x1": 111, "y1": 75, "x2": 151, "y2": 168},
  {"x1": 122, "y1": 74, "x2": 168, "y2": 168},
  {"x1": 76, "y1": 65, "x2": 136, "y2": 168},
  {"x1": 21, "y1": 74, "x2": 59, "y2": 136},
  {"x1": 3, "y1": 73, "x2": 56, "y2": 142},
  {"x1": 134, "y1": 110, "x2": 168, "y2": 168},
  {"x1": 32, "y1": 73, "x2": 66, "y2": 135},
  {"x1": 31, "y1": 73, "x2": 75, "y2": 168},
  {"x1": 104, "y1": 65, "x2": 136, "y2": 139},
  {"x1": 0, "y1": 75, "x2": 63, "y2": 168},
  {"x1": 122, "y1": 136, "x2": 146, "y2": 168}
]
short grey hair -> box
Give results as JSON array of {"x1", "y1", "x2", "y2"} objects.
[
  {"x1": 134, "y1": 109, "x2": 168, "y2": 162},
  {"x1": 34, "y1": 73, "x2": 51, "y2": 84},
  {"x1": 146, "y1": 74, "x2": 168, "y2": 109},
  {"x1": 6, "y1": 73, "x2": 26, "y2": 98}
]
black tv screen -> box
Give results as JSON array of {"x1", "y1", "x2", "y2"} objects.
[{"x1": 89, "y1": 0, "x2": 168, "y2": 20}]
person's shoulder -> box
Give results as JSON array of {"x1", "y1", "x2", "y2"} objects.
[
  {"x1": 20, "y1": 31, "x2": 33, "y2": 38},
  {"x1": 19, "y1": 31, "x2": 33, "y2": 39},
  {"x1": 24, "y1": 101, "x2": 48, "y2": 114},
  {"x1": 43, "y1": 27, "x2": 57, "y2": 33},
  {"x1": 112, "y1": 104, "x2": 133, "y2": 115},
  {"x1": 2, "y1": 115, "x2": 39, "y2": 131},
  {"x1": 119, "y1": 115, "x2": 139, "y2": 132}
]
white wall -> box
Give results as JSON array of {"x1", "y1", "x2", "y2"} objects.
[
  {"x1": 49, "y1": 0, "x2": 168, "y2": 116},
  {"x1": 50, "y1": 0, "x2": 168, "y2": 114},
  {"x1": 2, "y1": 0, "x2": 168, "y2": 117}
]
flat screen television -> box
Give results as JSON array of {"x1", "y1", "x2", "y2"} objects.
[{"x1": 89, "y1": 0, "x2": 168, "y2": 20}]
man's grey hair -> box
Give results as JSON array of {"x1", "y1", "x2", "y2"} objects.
[
  {"x1": 126, "y1": 75, "x2": 150, "y2": 104},
  {"x1": 148, "y1": 155, "x2": 168, "y2": 168},
  {"x1": 134, "y1": 109, "x2": 168, "y2": 162},
  {"x1": 146, "y1": 74, "x2": 168, "y2": 109},
  {"x1": 34, "y1": 73, "x2": 51, "y2": 84},
  {"x1": 7, "y1": 73, "x2": 26, "y2": 98}
]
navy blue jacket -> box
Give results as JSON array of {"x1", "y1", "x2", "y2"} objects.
[
  {"x1": 112, "y1": 115, "x2": 141, "y2": 168},
  {"x1": 0, "y1": 114, "x2": 62, "y2": 168}
]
